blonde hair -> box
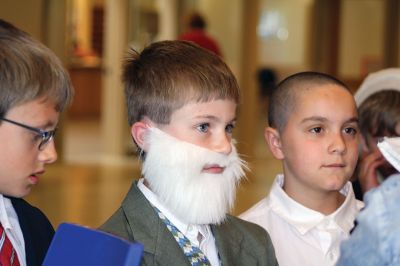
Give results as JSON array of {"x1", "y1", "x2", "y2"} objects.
[
  {"x1": 0, "y1": 19, "x2": 73, "y2": 117},
  {"x1": 123, "y1": 40, "x2": 239, "y2": 126}
]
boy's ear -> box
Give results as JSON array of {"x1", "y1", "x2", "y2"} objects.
[
  {"x1": 360, "y1": 135, "x2": 368, "y2": 152},
  {"x1": 131, "y1": 121, "x2": 151, "y2": 150},
  {"x1": 360, "y1": 134, "x2": 371, "y2": 153},
  {"x1": 264, "y1": 127, "x2": 284, "y2": 159}
]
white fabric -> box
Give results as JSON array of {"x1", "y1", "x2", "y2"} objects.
[
  {"x1": 354, "y1": 68, "x2": 400, "y2": 106},
  {"x1": 138, "y1": 179, "x2": 220, "y2": 266},
  {"x1": 240, "y1": 174, "x2": 363, "y2": 266},
  {"x1": 0, "y1": 195, "x2": 25, "y2": 266},
  {"x1": 378, "y1": 137, "x2": 400, "y2": 172}
]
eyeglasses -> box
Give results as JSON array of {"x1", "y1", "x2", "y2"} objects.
[{"x1": 0, "y1": 117, "x2": 57, "y2": 150}]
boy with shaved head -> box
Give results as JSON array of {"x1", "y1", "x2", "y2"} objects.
[{"x1": 241, "y1": 72, "x2": 363, "y2": 266}]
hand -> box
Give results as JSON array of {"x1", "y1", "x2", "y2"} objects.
[{"x1": 358, "y1": 149, "x2": 386, "y2": 194}]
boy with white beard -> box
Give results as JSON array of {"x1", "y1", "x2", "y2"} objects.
[{"x1": 100, "y1": 40, "x2": 278, "y2": 265}]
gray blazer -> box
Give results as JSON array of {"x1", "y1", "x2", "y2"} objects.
[{"x1": 100, "y1": 182, "x2": 278, "y2": 266}]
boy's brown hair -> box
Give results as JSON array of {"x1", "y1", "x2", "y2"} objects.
[
  {"x1": 268, "y1": 71, "x2": 349, "y2": 133},
  {"x1": 123, "y1": 40, "x2": 240, "y2": 126},
  {"x1": 358, "y1": 90, "x2": 400, "y2": 142},
  {"x1": 0, "y1": 19, "x2": 73, "y2": 117}
]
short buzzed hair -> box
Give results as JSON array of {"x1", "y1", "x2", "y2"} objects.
[
  {"x1": 0, "y1": 19, "x2": 73, "y2": 117},
  {"x1": 123, "y1": 40, "x2": 240, "y2": 126},
  {"x1": 268, "y1": 71, "x2": 349, "y2": 133}
]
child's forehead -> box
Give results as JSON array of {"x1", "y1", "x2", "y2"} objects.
[
  {"x1": 294, "y1": 83, "x2": 350, "y2": 104},
  {"x1": 291, "y1": 84, "x2": 356, "y2": 118}
]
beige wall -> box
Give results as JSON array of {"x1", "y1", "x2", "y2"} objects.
[
  {"x1": 196, "y1": 0, "x2": 243, "y2": 79},
  {"x1": 338, "y1": 0, "x2": 385, "y2": 79},
  {"x1": 157, "y1": 0, "x2": 178, "y2": 40},
  {"x1": 0, "y1": 0, "x2": 68, "y2": 62},
  {"x1": 258, "y1": 0, "x2": 314, "y2": 75},
  {"x1": 71, "y1": 0, "x2": 94, "y2": 52},
  {"x1": 0, "y1": 0, "x2": 44, "y2": 41},
  {"x1": 100, "y1": 0, "x2": 129, "y2": 161}
]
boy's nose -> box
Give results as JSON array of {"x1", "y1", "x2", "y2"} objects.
[
  {"x1": 212, "y1": 134, "x2": 232, "y2": 155},
  {"x1": 329, "y1": 133, "x2": 346, "y2": 154},
  {"x1": 38, "y1": 140, "x2": 58, "y2": 164}
]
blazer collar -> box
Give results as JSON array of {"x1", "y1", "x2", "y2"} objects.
[
  {"x1": 121, "y1": 182, "x2": 190, "y2": 265},
  {"x1": 9, "y1": 197, "x2": 36, "y2": 266},
  {"x1": 121, "y1": 182, "x2": 246, "y2": 265}
]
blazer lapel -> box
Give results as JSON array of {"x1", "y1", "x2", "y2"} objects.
[
  {"x1": 121, "y1": 183, "x2": 190, "y2": 266},
  {"x1": 10, "y1": 198, "x2": 36, "y2": 266},
  {"x1": 211, "y1": 217, "x2": 244, "y2": 266}
]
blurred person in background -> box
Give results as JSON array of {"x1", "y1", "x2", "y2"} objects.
[{"x1": 179, "y1": 11, "x2": 222, "y2": 57}]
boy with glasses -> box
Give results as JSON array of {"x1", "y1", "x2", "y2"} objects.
[{"x1": 0, "y1": 19, "x2": 73, "y2": 265}]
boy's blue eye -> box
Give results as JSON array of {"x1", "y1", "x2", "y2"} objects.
[
  {"x1": 197, "y1": 123, "x2": 209, "y2": 133},
  {"x1": 226, "y1": 123, "x2": 235, "y2": 134}
]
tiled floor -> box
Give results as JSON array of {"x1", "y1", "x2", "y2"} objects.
[{"x1": 26, "y1": 113, "x2": 282, "y2": 229}]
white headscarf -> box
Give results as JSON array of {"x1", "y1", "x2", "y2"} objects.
[
  {"x1": 377, "y1": 137, "x2": 400, "y2": 173},
  {"x1": 354, "y1": 68, "x2": 400, "y2": 106}
]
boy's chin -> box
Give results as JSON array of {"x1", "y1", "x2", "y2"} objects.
[
  {"x1": 2, "y1": 190, "x2": 30, "y2": 198},
  {"x1": 324, "y1": 177, "x2": 349, "y2": 191}
]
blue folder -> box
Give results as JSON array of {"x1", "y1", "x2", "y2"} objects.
[{"x1": 43, "y1": 223, "x2": 144, "y2": 266}]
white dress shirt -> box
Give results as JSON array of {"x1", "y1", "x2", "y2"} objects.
[
  {"x1": 0, "y1": 195, "x2": 26, "y2": 266},
  {"x1": 138, "y1": 178, "x2": 220, "y2": 266},
  {"x1": 240, "y1": 174, "x2": 364, "y2": 266}
]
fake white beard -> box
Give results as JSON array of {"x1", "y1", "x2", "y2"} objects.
[{"x1": 142, "y1": 127, "x2": 247, "y2": 225}]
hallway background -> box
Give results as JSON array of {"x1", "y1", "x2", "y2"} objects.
[{"x1": 1, "y1": 0, "x2": 399, "y2": 228}]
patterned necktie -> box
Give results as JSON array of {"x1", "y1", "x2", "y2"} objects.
[
  {"x1": 0, "y1": 223, "x2": 20, "y2": 266},
  {"x1": 153, "y1": 206, "x2": 212, "y2": 266}
]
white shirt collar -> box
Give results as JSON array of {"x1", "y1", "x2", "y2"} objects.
[
  {"x1": 269, "y1": 174, "x2": 364, "y2": 235},
  {"x1": 0, "y1": 195, "x2": 26, "y2": 266},
  {"x1": 0, "y1": 195, "x2": 13, "y2": 230}
]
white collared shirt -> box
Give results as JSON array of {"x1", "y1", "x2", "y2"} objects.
[
  {"x1": 0, "y1": 195, "x2": 26, "y2": 266},
  {"x1": 240, "y1": 174, "x2": 364, "y2": 266},
  {"x1": 138, "y1": 178, "x2": 220, "y2": 266}
]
